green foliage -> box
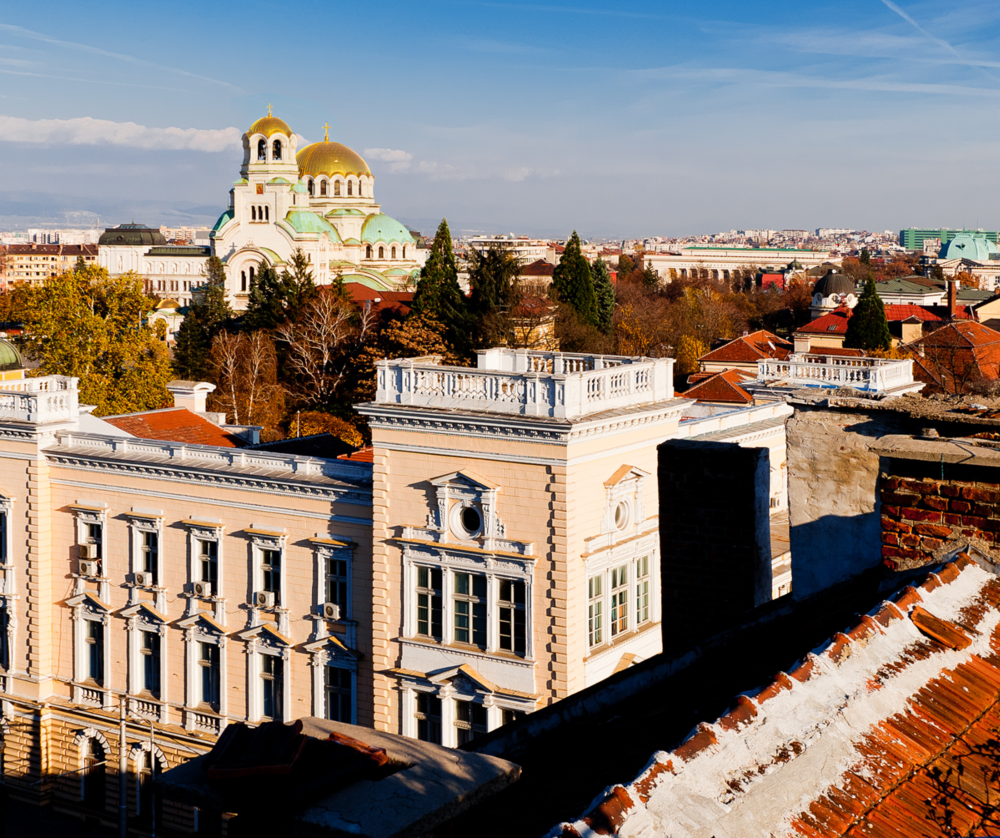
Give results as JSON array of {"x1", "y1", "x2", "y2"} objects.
[
  {"x1": 551, "y1": 231, "x2": 596, "y2": 326},
  {"x1": 467, "y1": 244, "x2": 521, "y2": 347},
  {"x1": 242, "y1": 248, "x2": 318, "y2": 331},
  {"x1": 411, "y1": 219, "x2": 470, "y2": 355},
  {"x1": 591, "y1": 258, "x2": 615, "y2": 334},
  {"x1": 617, "y1": 254, "x2": 635, "y2": 278},
  {"x1": 860, "y1": 248, "x2": 871, "y2": 266},
  {"x1": 174, "y1": 256, "x2": 233, "y2": 380},
  {"x1": 641, "y1": 263, "x2": 659, "y2": 289},
  {"x1": 844, "y1": 277, "x2": 892, "y2": 353},
  {"x1": 18, "y1": 265, "x2": 172, "y2": 416}
]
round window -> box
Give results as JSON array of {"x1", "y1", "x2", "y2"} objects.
[
  {"x1": 451, "y1": 503, "x2": 483, "y2": 539},
  {"x1": 614, "y1": 500, "x2": 630, "y2": 531},
  {"x1": 461, "y1": 506, "x2": 482, "y2": 534}
]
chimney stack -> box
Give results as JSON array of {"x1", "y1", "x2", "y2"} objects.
[
  {"x1": 165, "y1": 380, "x2": 216, "y2": 414},
  {"x1": 948, "y1": 278, "x2": 958, "y2": 319}
]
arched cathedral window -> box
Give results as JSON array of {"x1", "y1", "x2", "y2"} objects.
[
  {"x1": 334, "y1": 180, "x2": 341, "y2": 196},
  {"x1": 241, "y1": 270, "x2": 247, "y2": 292},
  {"x1": 391, "y1": 246, "x2": 396, "y2": 259},
  {"x1": 257, "y1": 139, "x2": 266, "y2": 161},
  {"x1": 252, "y1": 206, "x2": 257, "y2": 222},
  {"x1": 347, "y1": 181, "x2": 353, "y2": 197},
  {"x1": 402, "y1": 245, "x2": 406, "y2": 259},
  {"x1": 320, "y1": 181, "x2": 327, "y2": 196},
  {"x1": 378, "y1": 246, "x2": 384, "y2": 259},
  {"x1": 366, "y1": 245, "x2": 372, "y2": 259},
  {"x1": 272, "y1": 139, "x2": 282, "y2": 161},
  {"x1": 264, "y1": 206, "x2": 269, "y2": 222}
]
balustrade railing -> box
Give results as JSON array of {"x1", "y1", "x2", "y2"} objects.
[
  {"x1": 0, "y1": 375, "x2": 79, "y2": 424},
  {"x1": 757, "y1": 356, "x2": 914, "y2": 392},
  {"x1": 376, "y1": 350, "x2": 674, "y2": 419}
]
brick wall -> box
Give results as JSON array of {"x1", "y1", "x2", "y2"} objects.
[
  {"x1": 880, "y1": 460, "x2": 1000, "y2": 570},
  {"x1": 658, "y1": 440, "x2": 772, "y2": 648}
]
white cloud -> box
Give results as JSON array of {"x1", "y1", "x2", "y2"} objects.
[
  {"x1": 0, "y1": 115, "x2": 241, "y2": 151},
  {"x1": 363, "y1": 147, "x2": 413, "y2": 172}
]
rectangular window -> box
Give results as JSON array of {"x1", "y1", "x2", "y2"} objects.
[
  {"x1": 324, "y1": 666, "x2": 352, "y2": 723},
  {"x1": 502, "y1": 708, "x2": 525, "y2": 726},
  {"x1": 453, "y1": 572, "x2": 487, "y2": 649},
  {"x1": 455, "y1": 699, "x2": 488, "y2": 746},
  {"x1": 198, "y1": 642, "x2": 219, "y2": 709},
  {"x1": 198, "y1": 540, "x2": 218, "y2": 587},
  {"x1": 261, "y1": 549, "x2": 281, "y2": 598},
  {"x1": 416, "y1": 567, "x2": 442, "y2": 641},
  {"x1": 635, "y1": 555, "x2": 650, "y2": 626},
  {"x1": 415, "y1": 693, "x2": 441, "y2": 744},
  {"x1": 610, "y1": 564, "x2": 629, "y2": 638},
  {"x1": 0, "y1": 509, "x2": 7, "y2": 565},
  {"x1": 588, "y1": 576, "x2": 603, "y2": 648},
  {"x1": 498, "y1": 579, "x2": 526, "y2": 656},
  {"x1": 141, "y1": 630, "x2": 161, "y2": 698},
  {"x1": 261, "y1": 654, "x2": 283, "y2": 721},
  {"x1": 141, "y1": 531, "x2": 158, "y2": 585},
  {"x1": 86, "y1": 620, "x2": 104, "y2": 685},
  {"x1": 0, "y1": 604, "x2": 8, "y2": 671},
  {"x1": 85, "y1": 523, "x2": 103, "y2": 571},
  {"x1": 326, "y1": 557, "x2": 349, "y2": 613}
]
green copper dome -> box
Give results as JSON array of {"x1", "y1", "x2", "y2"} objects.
[
  {"x1": 338, "y1": 272, "x2": 394, "y2": 291},
  {"x1": 282, "y1": 210, "x2": 342, "y2": 241},
  {"x1": 361, "y1": 213, "x2": 414, "y2": 246},
  {"x1": 939, "y1": 234, "x2": 1000, "y2": 262},
  {"x1": 212, "y1": 209, "x2": 234, "y2": 234},
  {"x1": 0, "y1": 340, "x2": 23, "y2": 372}
]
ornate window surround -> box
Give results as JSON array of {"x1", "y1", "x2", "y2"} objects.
[
  {"x1": 126, "y1": 510, "x2": 165, "y2": 611},
  {"x1": 71, "y1": 502, "x2": 109, "y2": 601},
  {"x1": 67, "y1": 592, "x2": 112, "y2": 708},
  {"x1": 0, "y1": 495, "x2": 17, "y2": 675},
  {"x1": 246, "y1": 527, "x2": 289, "y2": 634},
  {"x1": 183, "y1": 519, "x2": 225, "y2": 624},
  {"x1": 177, "y1": 612, "x2": 229, "y2": 733},
  {"x1": 304, "y1": 634, "x2": 359, "y2": 724},
  {"x1": 237, "y1": 623, "x2": 292, "y2": 724},
  {"x1": 310, "y1": 535, "x2": 356, "y2": 645},
  {"x1": 120, "y1": 602, "x2": 169, "y2": 723}
]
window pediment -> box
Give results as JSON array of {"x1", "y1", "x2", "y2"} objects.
[{"x1": 601, "y1": 465, "x2": 649, "y2": 541}]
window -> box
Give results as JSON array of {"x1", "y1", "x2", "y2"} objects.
[
  {"x1": 502, "y1": 708, "x2": 525, "y2": 726},
  {"x1": 415, "y1": 693, "x2": 441, "y2": 743},
  {"x1": 249, "y1": 266, "x2": 255, "y2": 287},
  {"x1": 261, "y1": 654, "x2": 283, "y2": 721},
  {"x1": 588, "y1": 576, "x2": 603, "y2": 648},
  {"x1": 334, "y1": 180, "x2": 341, "y2": 196},
  {"x1": 0, "y1": 507, "x2": 7, "y2": 564},
  {"x1": 241, "y1": 270, "x2": 247, "y2": 293},
  {"x1": 402, "y1": 245, "x2": 407, "y2": 259},
  {"x1": 198, "y1": 539, "x2": 218, "y2": 588},
  {"x1": 378, "y1": 246, "x2": 385, "y2": 259},
  {"x1": 391, "y1": 246, "x2": 396, "y2": 259},
  {"x1": 324, "y1": 666, "x2": 352, "y2": 722},
  {"x1": 198, "y1": 642, "x2": 219, "y2": 709},
  {"x1": 326, "y1": 556, "x2": 348, "y2": 612},
  {"x1": 86, "y1": 620, "x2": 104, "y2": 685},
  {"x1": 261, "y1": 549, "x2": 281, "y2": 599},
  {"x1": 141, "y1": 630, "x2": 161, "y2": 698},
  {"x1": 252, "y1": 206, "x2": 257, "y2": 222},
  {"x1": 320, "y1": 180, "x2": 327, "y2": 196},
  {"x1": 455, "y1": 699, "x2": 488, "y2": 746},
  {"x1": 357, "y1": 180, "x2": 363, "y2": 197},
  {"x1": 453, "y1": 572, "x2": 487, "y2": 649},
  {"x1": 416, "y1": 567, "x2": 442, "y2": 640},
  {"x1": 365, "y1": 245, "x2": 372, "y2": 259},
  {"x1": 498, "y1": 579, "x2": 526, "y2": 656},
  {"x1": 82, "y1": 739, "x2": 105, "y2": 811},
  {"x1": 0, "y1": 604, "x2": 9, "y2": 671},
  {"x1": 308, "y1": 179, "x2": 314, "y2": 196},
  {"x1": 136, "y1": 751, "x2": 161, "y2": 826},
  {"x1": 140, "y1": 531, "x2": 159, "y2": 585},
  {"x1": 257, "y1": 139, "x2": 266, "y2": 161},
  {"x1": 610, "y1": 564, "x2": 629, "y2": 638},
  {"x1": 347, "y1": 180, "x2": 353, "y2": 196},
  {"x1": 86, "y1": 522, "x2": 103, "y2": 561},
  {"x1": 635, "y1": 555, "x2": 650, "y2": 626},
  {"x1": 272, "y1": 139, "x2": 282, "y2": 160},
  {"x1": 264, "y1": 205, "x2": 269, "y2": 222}
]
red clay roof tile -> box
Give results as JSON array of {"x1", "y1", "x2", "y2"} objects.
[{"x1": 103, "y1": 408, "x2": 244, "y2": 448}]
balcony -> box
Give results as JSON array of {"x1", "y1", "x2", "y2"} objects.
[
  {"x1": 0, "y1": 376, "x2": 79, "y2": 425},
  {"x1": 756, "y1": 355, "x2": 921, "y2": 395},
  {"x1": 375, "y1": 349, "x2": 675, "y2": 420}
]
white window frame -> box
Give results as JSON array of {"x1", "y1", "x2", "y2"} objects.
[
  {"x1": 178, "y1": 615, "x2": 228, "y2": 730},
  {"x1": 311, "y1": 537, "x2": 354, "y2": 623},
  {"x1": 247, "y1": 529, "x2": 287, "y2": 607},
  {"x1": 72, "y1": 504, "x2": 108, "y2": 591},
  {"x1": 70, "y1": 600, "x2": 111, "y2": 707},
  {"x1": 585, "y1": 543, "x2": 660, "y2": 653},
  {"x1": 0, "y1": 496, "x2": 16, "y2": 674},
  {"x1": 124, "y1": 609, "x2": 168, "y2": 721},
  {"x1": 127, "y1": 513, "x2": 164, "y2": 609},
  {"x1": 0, "y1": 495, "x2": 13, "y2": 569},
  {"x1": 309, "y1": 649, "x2": 357, "y2": 725},
  {"x1": 244, "y1": 635, "x2": 291, "y2": 724},
  {"x1": 184, "y1": 520, "x2": 224, "y2": 622}
]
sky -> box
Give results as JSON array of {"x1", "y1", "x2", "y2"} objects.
[{"x1": 1, "y1": 0, "x2": 1000, "y2": 239}]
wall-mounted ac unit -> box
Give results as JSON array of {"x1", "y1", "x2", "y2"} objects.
[
  {"x1": 79, "y1": 560, "x2": 99, "y2": 577},
  {"x1": 192, "y1": 580, "x2": 212, "y2": 598},
  {"x1": 78, "y1": 543, "x2": 97, "y2": 560},
  {"x1": 255, "y1": 591, "x2": 275, "y2": 608},
  {"x1": 322, "y1": 602, "x2": 341, "y2": 621},
  {"x1": 134, "y1": 572, "x2": 152, "y2": 586}
]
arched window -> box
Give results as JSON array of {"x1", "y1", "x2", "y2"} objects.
[
  {"x1": 334, "y1": 180, "x2": 341, "y2": 196},
  {"x1": 366, "y1": 245, "x2": 372, "y2": 259},
  {"x1": 320, "y1": 180, "x2": 327, "y2": 196},
  {"x1": 241, "y1": 270, "x2": 247, "y2": 292},
  {"x1": 378, "y1": 246, "x2": 384, "y2": 259},
  {"x1": 249, "y1": 266, "x2": 255, "y2": 287},
  {"x1": 402, "y1": 245, "x2": 406, "y2": 259},
  {"x1": 257, "y1": 139, "x2": 266, "y2": 161},
  {"x1": 272, "y1": 139, "x2": 282, "y2": 161},
  {"x1": 264, "y1": 206, "x2": 269, "y2": 222},
  {"x1": 308, "y1": 179, "x2": 314, "y2": 196},
  {"x1": 358, "y1": 180, "x2": 364, "y2": 197},
  {"x1": 251, "y1": 206, "x2": 257, "y2": 222},
  {"x1": 347, "y1": 180, "x2": 353, "y2": 196},
  {"x1": 82, "y1": 739, "x2": 105, "y2": 811},
  {"x1": 391, "y1": 246, "x2": 396, "y2": 259}
]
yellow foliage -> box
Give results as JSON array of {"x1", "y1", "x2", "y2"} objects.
[
  {"x1": 675, "y1": 334, "x2": 708, "y2": 375},
  {"x1": 296, "y1": 412, "x2": 364, "y2": 448}
]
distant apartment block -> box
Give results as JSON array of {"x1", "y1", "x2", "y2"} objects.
[
  {"x1": 899, "y1": 227, "x2": 999, "y2": 251},
  {"x1": 1, "y1": 243, "x2": 97, "y2": 285}
]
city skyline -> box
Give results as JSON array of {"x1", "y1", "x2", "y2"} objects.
[{"x1": 1, "y1": 1, "x2": 1000, "y2": 237}]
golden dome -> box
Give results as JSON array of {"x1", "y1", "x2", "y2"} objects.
[
  {"x1": 247, "y1": 114, "x2": 292, "y2": 139},
  {"x1": 297, "y1": 141, "x2": 372, "y2": 179}
]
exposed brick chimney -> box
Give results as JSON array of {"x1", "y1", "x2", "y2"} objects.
[{"x1": 948, "y1": 279, "x2": 958, "y2": 319}]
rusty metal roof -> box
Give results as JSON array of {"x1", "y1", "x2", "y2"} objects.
[{"x1": 555, "y1": 553, "x2": 1000, "y2": 837}]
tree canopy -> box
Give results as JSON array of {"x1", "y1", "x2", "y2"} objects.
[
  {"x1": 844, "y1": 277, "x2": 892, "y2": 353},
  {"x1": 242, "y1": 248, "x2": 318, "y2": 331},
  {"x1": 18, "y1": 265, "x2": 172, "y2": 416},
  {"x1": 551, "y1": 231, "x2": 596, "y2": 326},
  {"x1": 591, "y1": 258, "x2": 615, "y2": 334},
  {"x1": 467, "y1": 244, "x2": 522, "y2": 348},
  {"x1": 411, "y1": 219, "x2": 469, "y2": 355},
  {"x1": 173, "y1": 255, "x2": 233, "y2": 380}
]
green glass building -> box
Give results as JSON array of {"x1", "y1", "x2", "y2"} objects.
[{"x1": 900, "y1": 228, "x2": 999, "y2": 250}]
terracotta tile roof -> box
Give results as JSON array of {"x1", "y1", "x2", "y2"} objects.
[
  {"x1": 555, "y1": 553, "x2": 1000, "y2": 838},
  {"x1": 337, "y1": 447, "x2": 374, "y2": 463},
  {"x1": 683, "y1": 369, "x2": 755, "y2": 404},
  {"x1": 802, "y1": 347, "x2": 866, "y2": 358},
  {"x1": 699, "y1": 330, "x2": 792, "y2": 364},
  {"x1": 883, "y1": 303, "x2": 944, "y2": 322},
  {"x1": 343, "y1": 283, "x2": 414, "y2": 317},
  {"x1": 520, "y1": 259, "x2": 555, "y2": 277},
  {"x1": 909, "y1": 321, "x2": 1000, "y2": 393},
  {"x1": 796, "y1": 307, "x2": 851, "y2": 335},
  {"x1": 103, "y1": 408, "x2": 244, "y2": 448}
]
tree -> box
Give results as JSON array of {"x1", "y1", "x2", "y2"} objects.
[
  {"x1": 675, "y1": 334, "x2": 708, "y2": 375},
  {"x1": 591, "y1": 258, "x2": 615, "y2": 334},
  {"x1": 641, "y1": 263, "x2": 659, "y2": 289},
  {"x1": 17, "y1": 265, "x2": 172, "y2": 416},
  {"x1": 844, "y1": 277, "x2": 892, "y2": 353},
  {"x1": 467, "y1": 244, "x2": 521, "y2": 348},
  {"x1": 616, "y1": 254, "x2": 635, "y2": 278},
  {"x1": 294, "y1": 411, "x2": 364, "y2": 448},
  {"x1": 242, "y1": 249, "x2": 318, "y2": 331},
  {"x1": 551, "y1": 231, "x2": 596, "y2": 326},
  {"x1": 207, "y1": 330, "x2": 285, "y2": 437},
  {"x1": 860, "y1": 248, "x2": 871, "y2": 266},
  {"x1": 173, "y1": 256, "x2": 233, "y2": 380},
  {"x1": 411, "y1": 219, "x2": 470, "y2": 355}
]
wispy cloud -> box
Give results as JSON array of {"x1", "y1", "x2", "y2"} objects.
[
  {"x1": 476, "y1": 2, "x2": 664, "y2": 19},
  {"x1": 0, "y1": 115, "x2": 241, "y2": 151},
  {"x1": 0, "y1": 23, "x2": 242, "y2": 92},
  {"x1": 364, "y1": 147, "x2": 414, "y2": 172}
]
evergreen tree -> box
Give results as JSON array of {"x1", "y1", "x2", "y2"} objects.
[
  {"x1": 174, "y1": 256, "x2": 233, "y2": 380},
  {"x1": 616, "y1": 254, "x2": 635, "y2": 278},
  {"x1": 860, "y1": 248, "x2": 871, "y2": 266},
  {"x1": 75, "y1": 255, "x2": 87, "y2": 272},
  {"x1": 551, "y1": 231, "x2": 596, "y2": 326},
  {"x1": 468, "y1": 244, "x2": 521, "y2": 346},
  {"x1": 411, "y1": 219, "x2": 470, "y2": 355},
  {"x1": 641, "y1": 262, "x2": 659, "y2": 289},
  {"x1": 844, "y1": 276, "x2": 892, "y2": 353},
  {"x1": 591, "y1": 258, "x2": 615, "y2": 334},
  {"x1": 242, "y1": 248, "x2": 318, "y2": 331}
]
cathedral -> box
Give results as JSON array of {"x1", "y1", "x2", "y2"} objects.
[{"x1": 99, "y1": 109, "x2": 425, "y2": 308}]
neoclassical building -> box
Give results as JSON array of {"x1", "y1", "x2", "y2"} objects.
[{"x1": 97, "y1": 110, "x2": 425, "y2": 309}]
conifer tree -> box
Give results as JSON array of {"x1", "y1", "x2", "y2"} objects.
[
  {"x1": 551, "y1": 231, "x2": 596, "y2": 326},
  {"x1": 411, "y1": 219, "x2": 470, "y2": 355},
  {"x1": 174, "y1": 256, "x2": 233, "y2": 380},
  {"x1": 591, "y1": 258, "x2": 615, "y2": 334},
  {"x1": 844, "y1": 276, "x2": 891, "y2": 353},
  {"x1": 242, "y1": 248, "x2": 317, "y2": 331}
]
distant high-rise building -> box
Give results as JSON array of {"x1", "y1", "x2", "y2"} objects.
[{"x1": 900, "y1": 228, "x2": 999, "y2": 251}]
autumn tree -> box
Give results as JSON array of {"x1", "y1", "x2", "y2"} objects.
[
  {"x1": 207, "y1": 330, "x2": 285, "y2": 438},
  {"x1": 551, "y1": 231, "x2": 596, "y2": 326},
  {"x1": 591, "y1": 258, "x2": 615, "y2": 334},
  {"x1": 17, "y1": 265, "x2": 172, "y2": 416},
  {"x1": 173, "y1": 255, "x2": 233, "y2": 380},
  {"x1": 411, "y1": 219, "x2": 470, "y2": 355},
  {"x1": 844, "y1": 277, "x2": 891, "y2": 353},
  {"x1": 616, "y1": 254, "x2": 634, "y2": 278}
]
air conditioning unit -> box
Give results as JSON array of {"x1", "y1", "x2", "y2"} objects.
[
  {"x1": 78, "y1": 543, "x2": 97, "y2": 560},
  {"x1": 321, "y1": 602, "x2": 341, "y2": 621},
  {"x1": 192, "y1": 580, "x2": 212, "y2": 598},
  {"x1": 134, "y1": 572, "x2": 152, "y2": 586},
  {"x1": 79, "y1": 560, "x2": 99, "y2": 577},
  {"x1": 255, "y1": 591, "x2": 275, "y2": 608}
]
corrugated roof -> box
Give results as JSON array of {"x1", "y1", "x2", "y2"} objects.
[{"x1": 103, "y1": 408, "x2": 244, "y2": 448}]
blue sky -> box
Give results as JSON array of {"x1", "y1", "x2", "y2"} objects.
[{"x1": 2, "y1": 0, "x2": 1000, "y2": 238}]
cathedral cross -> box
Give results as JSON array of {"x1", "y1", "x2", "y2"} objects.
[
  {"x1": 323, "y1": 122, "x2": 330, "y2": 142},
  {"x1": 268, "y1": 103, "x2": 272, "y2": 116}
]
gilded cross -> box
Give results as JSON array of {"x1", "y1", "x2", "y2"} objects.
[
  {"x1": 323, "y1": 122, "x2": 330, "y2": 142},
  {"x1": 268, "y1": 103, "x2": 272, "y2": 116}
]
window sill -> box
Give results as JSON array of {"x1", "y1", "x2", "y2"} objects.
[
  {"x1": 401, "y1": 636, "x2": 534, "y2": 666},
  {"x1": 584, "y1": 620, "x2": 660, "y2": 663}
]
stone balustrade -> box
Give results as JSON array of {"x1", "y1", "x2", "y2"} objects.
[
  {"x1": 376, "y1": 350, "x2": 674, "y2": 419},
  {"x1": 757, "y1": 355, "x2": 916, "y2": 393},
  {"x1": 0, "y1": 375, "x2": 79, "y2": 424}
]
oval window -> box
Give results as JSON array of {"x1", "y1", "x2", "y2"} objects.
[{"x1": 614, "y1": 501, "x2": 630, "y2": 530}]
